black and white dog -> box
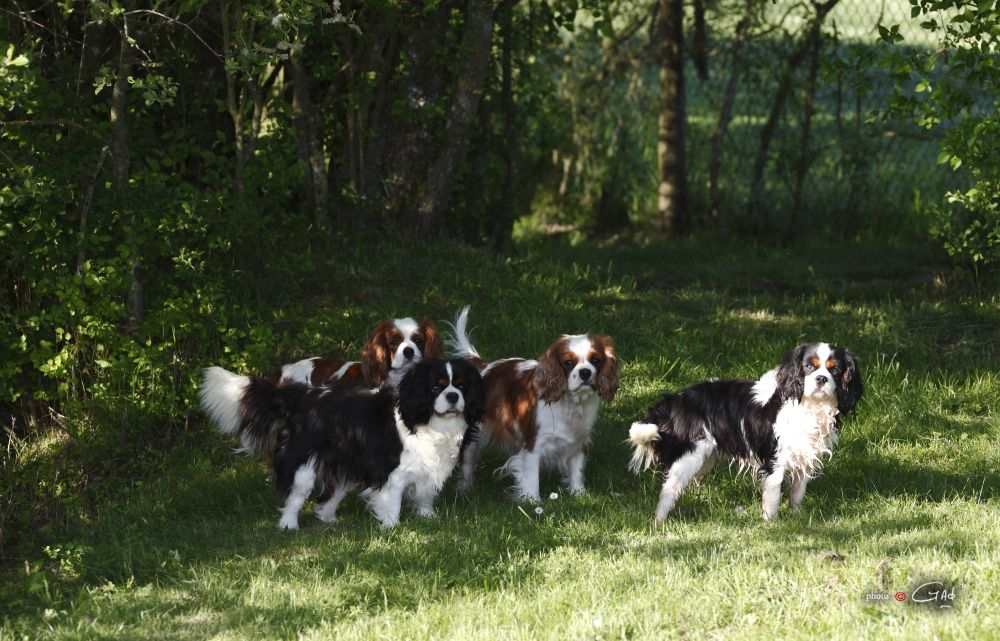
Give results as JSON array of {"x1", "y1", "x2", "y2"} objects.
[
  {"x1": 628, "y1": 343, "x2": 863, "y2": 521},
  {"x1": 200, "y1": 359, "x2": 484, "y2": 529}
]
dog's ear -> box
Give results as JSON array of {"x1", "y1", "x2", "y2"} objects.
[
  {"x1": 593, "y1": 336, "x2": 620, "y2": 403},
  {"x1": 361, "y1": 321, "x2": 393, "y2": 385},
  {"x1": 776, "y1": 344, "x2": 808, "y2": 402},
  {"x1": 837, "y1": 349, "x2": 864, "y2": 414},
  {"x1": 420, "y1": 320, "x2": 445, "y2": 359},
  {"x1": 458, "y1": 360, "x2": 486, "y2": 428},
  {"x1": 533, "y1": 341, "x2": 568, "y2": 403},
  {"x1": 397, "y1": 361, "x2": 433, "y2": 432}
]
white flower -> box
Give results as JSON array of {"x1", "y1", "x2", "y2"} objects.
[
  {"x1": 593, "y1": 616, "x2": 603, "y2": 628},
  {"x1": 549, "y1": 492, "x2": 559, "y2": 500},
  {"x1": 271, "y1": 13, "x2": 285, "y2": 27},
  {"x1": 735, "y1": 506, "x2": 747, "y2": 516},
  {"x1": 534, "y1": 506, "x2": 544, "y2": 515}
]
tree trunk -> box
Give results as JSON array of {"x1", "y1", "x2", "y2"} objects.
[
  {"x1": 789, "y1": 22, "x2": 823, "y2": 239},
  {"x1": 708, "y1": 0, "x2": 760, "y2": 239},
  {"x1": 220, "y1": 1, "x2": 279, "y2": 202},
  {"x1": 415, "y1": 0, "x2": 495, "y2": 236},
  {"x1": 656, "y1": 0, "x2": 687, "y2": 235},
  {"x1": 220, "y1": 1, "x2": 246, "y2": 199},
  {"x1": 488, "y1": 0, "x2": 519, "y2": 251},
  {"x1": 692, "y1": 0, "x2": 709, "y2": 83},
  {"x1": 110, "y1": 37, "x2": 141, "y2": 333},
  {"x1": 290, "y1": 42, "x2": 328, "y2": 226},
  {"x1": 746, "y1": 0, "x2": 839, "y2": 232}
]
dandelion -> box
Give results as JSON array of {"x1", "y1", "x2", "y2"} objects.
[
  {"x1": 549, "y1": 492, "x2": 559, "y2": 500},
  {"x1": 534, "y1": 506, "x2": 544, "y2": 515}
]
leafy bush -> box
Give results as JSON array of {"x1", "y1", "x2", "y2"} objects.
[{"x1": 879, "y1": 0, "x2": 1000, "y2": 282}]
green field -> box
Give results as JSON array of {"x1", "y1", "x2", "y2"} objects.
[{"x1": 3, "y1": 238, "x2": 997, "y2": 640}]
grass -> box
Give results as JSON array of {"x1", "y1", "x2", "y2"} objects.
[{"x1": 3, "y1": 235, "x2": 998, "y2": 640}]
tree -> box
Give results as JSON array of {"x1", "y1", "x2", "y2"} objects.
[
  {"x1": 880, "y1": 0, "x2": 1000, "y2": 286},
  {"x1": 656, "y1": 0, "x2": 687, "y2": 235}
]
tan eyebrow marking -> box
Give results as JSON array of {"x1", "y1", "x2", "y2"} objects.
[
  {"x1": 826, "y1": 359, "x2": 837, "y2": 369},
  {"x1": 437, "y1": 378, "x2": 448, "y2": 386},
  {"x1": 810, "y1": 357, "x2": 820, "y2": 368}
]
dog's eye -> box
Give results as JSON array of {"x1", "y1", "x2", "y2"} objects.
[
  {"x1": 563, "y1": 359, "x2": 575, "y2": 369},
  {"x1": 390, "y1": 338, "x2": 401, "y2": 348},
  {"x1": 589, "y1": 357, "x2": 602, "y2": 367},
  {"x1": 414, "y1": 338, "x2": 425, "y2": 346},
  {"x1": 804, "y1": 363, "x2": 815, "y2": 372},
  {"x1": 431, "y1": 385, "x2": 442, "y2": 394},
  {"x1": 830, "y1": 366, "x2": 841, "y2": 375}
]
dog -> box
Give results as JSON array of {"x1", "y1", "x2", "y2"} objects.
[
  {"x1": 449, "y1": 307, "x2": 619, "y2": 501},
  {"x1": 279, "y1": 317, "x2": 444, "y2": 388},
  {"x1": 628, "y1": 342, "x2": 863, "y2": 521},
  {"x1": 200, "y1": 358, "x2": 484, "y2": 529}
]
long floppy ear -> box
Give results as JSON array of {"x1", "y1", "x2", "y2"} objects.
[
  {"x1": 776, "y1": 344, "x2": 808, "y2": 402},
  {"x1": 458, "y1": 360, "x2": 486, "y2": 428},
  {"x1": 533, "y1": 342, "x2": 568, "y2": 403},
  {"x1": 837, "y1": 349, "x2": 864, "y2": 414},
  {"x1": 361, "y1": 321, "x2": 393, "y2": 385},
  {"x1": 397, "y1": 361, "x2": 433, "y2": 433},
  {"x1": 594, "y1": 337, "x2": 620, "y2": 403},
  {"x1": 420, "y1": 320, "x2": 445, "y2": 359}
]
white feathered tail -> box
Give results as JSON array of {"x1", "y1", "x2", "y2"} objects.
[
  {"x1": 446, "y1": 305, "x2": 481, "y2": 360},
  {"x1": 627, "y1": 422, "x2": 662, "y2": 473}
]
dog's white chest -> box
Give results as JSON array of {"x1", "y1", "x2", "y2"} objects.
[
  {"x1": 397, "y1": 416, "x2": 466, "y2": 489},
  {"x1": 536, "y1": 391, "x2": 600, "y2": 452},
  {"x1": 774, "y1": 399, "x2": 839, "y2": 478}
]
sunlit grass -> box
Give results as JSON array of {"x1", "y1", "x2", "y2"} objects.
[{"x1": 3, "y1": 237, "x2": 997, "y2": 640}]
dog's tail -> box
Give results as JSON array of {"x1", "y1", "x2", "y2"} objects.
[
  {"x1": 446, "y1": 306, "x2": 486, "y2": 368},
  {"x1": 627, "y1": 422, "x2": 662, "y2": 474},
  {"x1": 200, "y1": 366, "x2": 297, "y2": 457}
]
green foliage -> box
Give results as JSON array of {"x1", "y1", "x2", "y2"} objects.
[{"x1": 880, "y1": 0, "x2": 1000, "y2": 279}]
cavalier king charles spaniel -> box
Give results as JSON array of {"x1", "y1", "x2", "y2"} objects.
[
  {"x1": 628, "y1": 342, "x2": 863, "y2": 521},
  {"x1": 279, "y1": 317, "x2": 443, "y2": 388},
  {"x1": 200, "y1": 358, "x2": 483, "y2": 529},
  {"x1": 449, "y1": 307, "x2": 619, "y2": 501}
]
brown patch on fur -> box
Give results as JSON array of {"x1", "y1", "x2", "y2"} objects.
[
  {"x1": 361, "y1": 320, "x2": 398, "y2": 385},
  {"x1": 825, "y1": 359, "x2": 837, "y2": 371},
  {"x1": 338, "y1": 362, "x2": 364, "y2": 382},
  {"x1": 308, "y1": 358, "x2": 347, "y2": 386},
  {"x1": 533, "y1": 338, "x2": 571, "y2": 403},
  {"x1": 418, "y1": 320, "x2": 445, "y2": 359},
  {"x1": 588, "y1": 335, "x2": 620, "y2": 402},
  {"x1": 482, "y1": 360, "x2": 539, "y2": 452}
]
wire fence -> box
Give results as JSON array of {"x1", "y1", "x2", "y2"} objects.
[{"x1": 683, "y1": 0, "x2": 950, "y2": 233}]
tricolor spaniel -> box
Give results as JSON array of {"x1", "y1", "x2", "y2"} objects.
[
  {"x1": 449, "y1": 307, "x2": 619, "y2": 501},
  {"x1": 628, "y1": 342, "x2": 863, "y2": 521},
  {"x1": 279, "y1": 317, "x2": 444, "y2": 388},
  {"x1": 200, "y1": 358, "x2": 484, "y2": 529}
]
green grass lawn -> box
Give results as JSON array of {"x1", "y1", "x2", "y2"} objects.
[{"x1": 3, "y1": 237, "x2": 998, "y2": 640}]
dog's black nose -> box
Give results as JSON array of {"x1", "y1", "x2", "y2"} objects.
[
  {"x1": 403, "y1": 346, "x2": 415, "y2": 360},
  {"x1": 579, "y1": 368, "x2": 592, "y2": 381},
  {"x1": 815, "y1": 375, "x2": 828, "y2": 386},
  {"x1": 445, "y1": 391, "x2": 459, "y2": 404}
]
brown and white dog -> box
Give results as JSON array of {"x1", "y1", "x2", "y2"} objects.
[
  {"x1": 448, "y1": 307, "x2": 619, "y2": 501},
  {"x1": 280, "y1": 318, "x2": 444, "y2": 389}
]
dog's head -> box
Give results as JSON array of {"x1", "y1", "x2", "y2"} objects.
[
  {"x1": 361, "y1": 317, "x2": 444, "y2": 385},
  {"x1": 776, "y1": 342, "x2": 863, "y2": 413},
  {"x1": 534, "y1": 334, "x2": 619, "y2": 403},
  {"x1": 398, "y1": 358, "x2": 485, "y2": 431}
]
